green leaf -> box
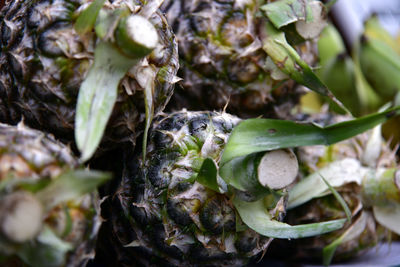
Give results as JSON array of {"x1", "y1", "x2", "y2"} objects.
[
  {"x1": 95, "y1": 8, "x2": 127, "y2": 40},
  {"x1": 142, "y1": 67, "x2": 156, "y2": 162},
  {"x1": 196, "y1": 158, "x2": 220, "y2": 192},
  {"x1": 322, "y1": 211, "x2": 368, "y2": 266},
  {"x1": 261, "y1": 0, "x2": 314, "y2": 29},
  {"x1": 75, "y1": 41, "x2": 138, "y2": 161},
  {"x1": 288, "y1": 158, "x2": 369, "y2": 209},
  {"x1": 233, "y1": 197, "x2": 346, "y2": 239},
  {"x1": 219, "y1": 153, "x2": 270, "y2": 199},
  {"x1": 36, "y1": 169, "x2": 110, "y2": 211},
  {"x1": 320, "y1": 175, "x2": 352, "y2": 222},
  {"x1": 74, "y1": 0, "x2": 106, "y2": 36},
  {"x1": 262, "y1": 22, "x2": 347, "y2": 112},
  {"x1": 221, "y1": 106, "x2": 400, "y2": 167},
  {"x1": 17, "y1": 226, "x2": 73, "y2": 267}
]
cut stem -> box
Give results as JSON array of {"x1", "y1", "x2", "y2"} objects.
[
  {"x1": 0, "y1": 191, "x2": 43, "y2": 243},
  {"x1": 257, "y1": 149, "x2": 298, "y2": 190},
  {"x1": 115, "y1": 15, "x2": 158, "y2": 58}
]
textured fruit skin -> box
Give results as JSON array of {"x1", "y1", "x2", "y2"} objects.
[
  {"x1": 0, "y1": 0, "x2": 178, "y2": 150},
  {"x1": 0, "y1": 123, "x2": 100, "y2": 266},
  {"x1": 105, "y1": 111, "x2": 270, "y2": 266},
  {"x1": 161, "y1": 0, "x2": 316, "y2": 118}
]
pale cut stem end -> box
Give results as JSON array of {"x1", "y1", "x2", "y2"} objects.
[
  {"x1": 257, "y1": 149, "x2": 299, "y2": 190},
  {"x1": 115, "y1": 15, "x2": 158, "y2": 58},
  {"x1": 0, "y1": 191, "x2": 43, "y2": 243}
]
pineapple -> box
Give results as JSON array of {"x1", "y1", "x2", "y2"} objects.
[
  {"x1": 161, "y1": 0, "x2": 321, "y2": 118},
  {"x1": 97, "y1": 110, "x2": 351, "y2": 266},
  {"x1": 0, "y1": 0, "x2": 178, "y2": 154},
  {"x1": 270, "y1": 115, "x2": 399, "y2": 264},
  {"x1": 0, "y1": 122, "x2": 108, "y2": 266},
  {"x1": 105, "y1": 110, "x2": 270, "y2": 266}
]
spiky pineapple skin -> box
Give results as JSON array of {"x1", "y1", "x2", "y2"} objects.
[
  {"x1": 0, "y1": 0, "x2": 178, "y2": 149},
  {"x1": 0, "y1": 123, "x2": 100, "y2": 266},
  {"x1": 103, "y1": 110, "x2": 270, "y2": 266},
  {"x1": 161, "y1": 0, "x2": 317, "y2": 118}
]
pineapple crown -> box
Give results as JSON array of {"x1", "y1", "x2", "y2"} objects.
[{"x1": 135, "y1": 105, "x2": 400, "y2": 243}]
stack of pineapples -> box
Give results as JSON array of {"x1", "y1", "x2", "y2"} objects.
[{"x1": 0, "y1": 0, "x2": 399, "y2": 266}]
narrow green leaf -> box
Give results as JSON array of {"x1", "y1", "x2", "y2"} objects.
[
  {"x1": 320, "y1": 175, "x2": 352, "y2": 222},
  {"x1": 36, "y1": 169, "x2": 110, "y2": 211},
  {"x1": 75, "y1": 41, "x2": 137, "y2": 161},
  {"x1": 262, "y1": 22, "x2": 347, "y2": 113},
  {"x1": 233, "y1": 197, "x2": 346, "y2": 239},
  {"x1": 196, "y1": 158, "x2": 220, "y2": 192},
  {"x1": 221, "y1": 106, "x2": 400, "y2": 167},
  {"x1": 142, "y1": 68, "x2": 156, "y2": 162},
  {"x1": 74, "y1": 0, "x2": 106, "y2": 36},
  {"x1": 322, "y1": 211, "x2": 368, "y2": 266},
  {"x1": 261, "y1": 0, "x2": 314, "y2": 29},
  {"x1": 288, "y1": 158, "x2": 369, "y2": 209}
]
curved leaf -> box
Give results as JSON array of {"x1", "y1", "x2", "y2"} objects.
[
  {"x1": 75, "y1": 41, "x2": 137, "y2": 161},
  {"x1": 262, "y1": 22, "x2": 340, "y2": 103},
  {"x1": 322, "y1": 211, "x2": 369, "y2": 266},
  {"x1": 288, "y1": 158, "x2": 368, "y2": 209},
  {"x1": 373, "y1": 203, "x2": 400, "y2": 236},
  {"x1": 320, "y1": 174, "x2": 352, "y2": 222},
  {"x1": 233, "y1": 197, "x2": 346, "y2": 239},
  {"x1": 221, "y1": 106, "x2": 400, "y2": 167}
]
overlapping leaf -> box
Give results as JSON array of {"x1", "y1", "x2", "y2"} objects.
[{"x1": 220, "y1": 106, "x2": 400, "y2": 167}]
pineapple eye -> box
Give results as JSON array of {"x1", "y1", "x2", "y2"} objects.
[
  {"x1": 38, "y1": 22, "x2": 70, "y2": 57},
  {"x1": 199, "y1": 196, "x2": 235, "y2": 234},
  {"x1": 235, "y1": 230, "x2": 259, "y2": 253},
  {"x1": 227, "y1": 56, "x2": 260, "y2": 84},
  {"x1": 220, "y1": 12, "x2": 253, "y2": 48},
  {"x1": 28, "y1": 0, "x2": 74, "y2": 31},
  {"x1": 189, "y1": 2, "x2": 212, "y2": 36}
]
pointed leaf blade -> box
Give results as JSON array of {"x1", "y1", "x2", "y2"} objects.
[
  {"x1": 142, "y1": 67, "x2": 156, "y2": 161},
  {"x1": 320, "y1": 174, "x2": 352, "y2": 222},
  {"x1": 75, "y1": 41, "x2": 137, "y2": 161},
  {"x1": 262, "y1": 22, "x2": 348, "y2": 113},
  {"x1": 233, "y1": 197, "x2": 346, "y2": 239}
]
